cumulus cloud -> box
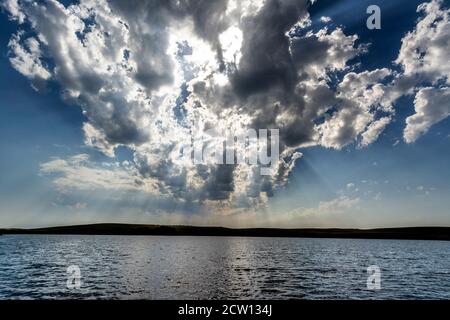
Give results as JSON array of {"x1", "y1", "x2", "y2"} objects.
[
  {"x1": 395, "y1": 0, "x2": 450, "y2": 142},
  {"x1": 360, "y1": 116, "x2": 391, "y2": 147},
  {"x1": 1, "y1": 0, "x2": 25, "y2": 23},
  {"x1": 317, "y1": 68, "x2": 395, "y2": 149},
  {"x1": 8, "y1": 32, "x2": 51, "y2": 90},
  {"x1": 404, "y1": 87, "x2": 450, "y2": 143},
  {"x1": 4, "y1": 0, "x2": 448, "y2": 212},
  {"x1": 395, "y1": 0, "x2": 449, "y2": 83}
]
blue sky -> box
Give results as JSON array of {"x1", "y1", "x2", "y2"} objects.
[{"x1": 0, "y1": 0, "x2": 449, "y2": 228}]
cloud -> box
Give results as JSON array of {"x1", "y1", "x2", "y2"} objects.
[
  {"x1": 4, "y1": 0, "x2": 448, "y2": 212},
  {"x1": 395, "y1": 0, "x2": 450, "y2": 84},
  {"x1": 360, "y1": 116, "x2": 391, "y2": 147},
  {"x1": 404, "y1": 87, "x2": 450, "y2": 143},
  {"x1": 40, "y1": 154, "x2": 152, "y2": 192},
  {"x1": 395, "y1": 0, "x2": 450, "y2": 142},
  {"x1": 174, "y1": 195, "x2": 361, "y2": 228},
  {"x1": 1, "y1": 0, "x2": 25, "y2": 23},
  {"x1": 314, "y1": 195, "x2": 360, "y2": 213},
  {"x1": 259, "y1": 195, "x2": 361, "y2": 227},
  {"x1": 317, "y1": 68, "x2": 394, "y2": 149},
  {"x1": 7, "y1": 32, "x2": 51, "y2": 90}
]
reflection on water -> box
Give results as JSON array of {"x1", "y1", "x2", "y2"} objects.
[{"x1": 0, "y1": 235, "x2": 449, "y2": 299}]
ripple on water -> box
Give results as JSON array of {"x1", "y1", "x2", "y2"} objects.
[{"x1": 0, "y1": 235, "x2": 449, "y2": 299}]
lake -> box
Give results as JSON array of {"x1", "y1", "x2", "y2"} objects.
[{"x1": 0, "y1": 235, "x2": 448, "y2": 299}]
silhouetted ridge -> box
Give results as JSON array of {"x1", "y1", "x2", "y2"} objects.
[{"x1": 1, "y1": 224, "x2": 449, "y2": 240}]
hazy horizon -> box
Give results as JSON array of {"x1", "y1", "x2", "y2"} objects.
[{"x1": 3, "y1": 218, "x2": 450, "y2": 231}]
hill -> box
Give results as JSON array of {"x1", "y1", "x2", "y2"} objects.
[{"x1": 1, "y1": 224, "x2": 450, "y2": 240}]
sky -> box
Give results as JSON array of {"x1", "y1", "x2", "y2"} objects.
[{"x1": 0, "y1": 0, "x2": 449, "y2": 229}]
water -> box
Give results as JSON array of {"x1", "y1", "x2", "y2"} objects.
[{"x1": 0, "y1": 235, "x2": 449, "y2": 299}]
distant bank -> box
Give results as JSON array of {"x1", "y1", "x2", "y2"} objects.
[{"x1": 0, "y1": 224, "x2": 449, "y2": 241}]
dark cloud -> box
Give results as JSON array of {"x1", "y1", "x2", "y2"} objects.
[
  {"x1": 231, "y1": 0, "x2": 308, "y2": 97},
  {"x1": 8, "y1": 0, "x2": 444, "y2": 210}
]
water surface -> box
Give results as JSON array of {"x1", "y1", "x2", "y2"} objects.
[{"x1": 0, "y1": 235, "x2": 448, "y2": 299}]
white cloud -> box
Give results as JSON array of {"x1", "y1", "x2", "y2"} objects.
[
  {"x1": 1, "y1": 0, "x2": 25, "y2": 24},
  {"x1": 314, "y1": 196, "x2": 360, "y2": 214},
  {"x1": 404, "y1": 87, "x2": 450, "y2": 143},
  {"x1": 320, "y1": 16, "x2": 331, "y2": 23},
  {"x1": 316, "y1": 68, "x2": 395, "y2": 149},
  {"x1": 395, "y1": 0, "x2": 450, "y2": 84},
  {"x1": 8, "y1": 32, "x2": 51, "y2": 86},
  {"x1": 360, "y1": 116, "x2": 391, "y2": 147},
  {"x1": 197, "y1": 195, "x2": 361, "y2": 228},
  {"x1": 290, "y1": 27, "x2": 364, "y2": 78},
  {"x1": 395, "y1": 0, "x2": 450, "y2": 142},
  {"x1": 40, "y1": 154, "x2": 155, "y2": 193}
]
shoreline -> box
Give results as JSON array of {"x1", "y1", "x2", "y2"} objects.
[{"x1": 1, "y1": 223, "x2": 449, "y2": 241}]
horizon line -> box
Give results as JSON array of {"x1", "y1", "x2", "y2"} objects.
[{"x1": 1, "y1": 223, "x2": 449, "y2": 241}]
